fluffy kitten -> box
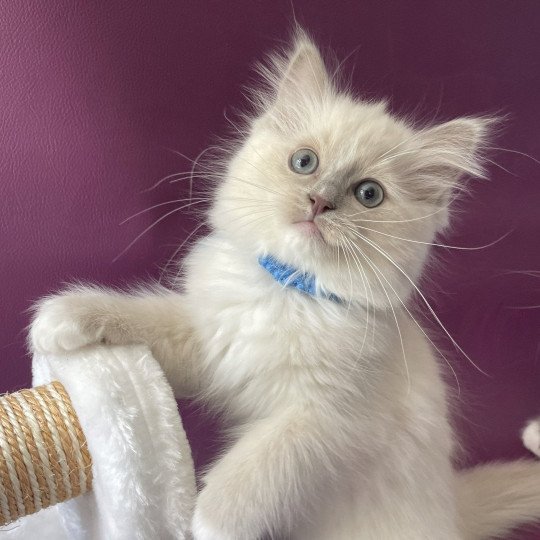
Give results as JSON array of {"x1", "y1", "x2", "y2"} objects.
[{"x1": 30, "y1": 31, "x2": 540, "y2": 539}]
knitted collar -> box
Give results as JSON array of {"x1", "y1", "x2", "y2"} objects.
[{"x1": 258, "y1": 254, "x2": 341, "y2": 303}]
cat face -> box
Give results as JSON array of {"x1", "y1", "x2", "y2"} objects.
[{"x1": 209, "y1": 32, "x2": 491, "y2": 306}]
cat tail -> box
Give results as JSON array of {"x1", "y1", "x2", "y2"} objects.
[{"x1": 458, "y1": 420, "x2": 540, "y2": 540}]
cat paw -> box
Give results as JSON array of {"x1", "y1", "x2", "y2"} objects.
[
  {"x1": 29, "y1": 294, "x2": 104, "y2": 355},
  {"x1": 522, "y1": 419, "x2": 540, "y2": 458}
]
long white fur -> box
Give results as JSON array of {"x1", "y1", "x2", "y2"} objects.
[{"x1": 29, "y1": 29, "x2": 540, "y2": 539}]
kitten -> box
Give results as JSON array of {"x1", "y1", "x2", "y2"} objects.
[{"x1": 30, "y1": 31, "x2": 540, "y2": 539}]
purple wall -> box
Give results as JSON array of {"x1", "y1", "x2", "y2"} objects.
[{"x1": 1, "y1": 2, "x2": 539, "y2": 537}]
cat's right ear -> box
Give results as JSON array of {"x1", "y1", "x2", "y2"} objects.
[
  {"x1": 256, "y1": 32, "x2": 331, "y2": 128},
  {"x1": 274, "y1": 33, "x2": 330, "y2": 110}
]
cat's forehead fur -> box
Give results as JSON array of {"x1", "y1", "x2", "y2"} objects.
[
  {"x1": 252, "y1": 34, "x2": 411, "y2": 153},
  {"x1": 248, "y1": 95, "x2": 411, "y2": 195},
  {"x1": 245, "y1": 32, "x2": 489, "y2": 196}
]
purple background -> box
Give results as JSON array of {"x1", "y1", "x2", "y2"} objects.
[{"x1": 1, "y1": 1, "x2": 539, "y2": 538}]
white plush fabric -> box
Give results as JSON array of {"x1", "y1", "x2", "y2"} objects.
[{"x1": 1, "y1": 345, "x2": 196, "y2": 540}]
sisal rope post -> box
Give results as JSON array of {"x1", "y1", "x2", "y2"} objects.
[{"x1": 0, "y1": 382, "x2": 92, "y2": 526}]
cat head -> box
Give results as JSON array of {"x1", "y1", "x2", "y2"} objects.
[{"x1": 209, "y1": 31, "x2": 493, "y2": 306}]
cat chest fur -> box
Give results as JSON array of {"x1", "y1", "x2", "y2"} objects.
[{"x1": 184, "y1": 238, "x2": 393, "y2": 420}]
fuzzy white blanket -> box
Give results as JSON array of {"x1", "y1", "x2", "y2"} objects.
[{"x1": 1, "y1": 345, "x2": 196, "y2": 539}]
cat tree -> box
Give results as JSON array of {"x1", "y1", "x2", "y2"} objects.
[
  {"x1": 0, "y1": 345, "x2": 195, "y2": 539},
  {"x1": 0, "y1": 381, "x2": 91, "y2": 526}
]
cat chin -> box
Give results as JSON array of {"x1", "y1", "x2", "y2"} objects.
[
  {"x1": 293, "y1": 220, "x2": 324, "y2": 240},
  {"x1": 219, "y1": 218, "x2": 417, "y2": 307},
  {"x1": 261, "y1": 228, "x2": 329, "y2": 263}
]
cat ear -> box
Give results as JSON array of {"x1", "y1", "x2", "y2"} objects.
[
  {"x1": 409, "y1": 117, "x2": 495, "y2": 202},
  {"x1": 274, "y1": 34, "x2": 331, "y2": 109},
  {"x1": 254, "y1": 31, "x2": 332, "y2": 129}
]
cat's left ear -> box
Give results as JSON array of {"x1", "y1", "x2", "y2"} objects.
[{"x1": 409, "y1": 117, "x2": 495, "y2": 202}]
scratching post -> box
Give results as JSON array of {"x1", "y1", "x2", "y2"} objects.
[
  {"x1": 0, "y1": 382, "x2": 92, "y2": 526},
  {"x1": 0, "y1": 346, "x2": 195, "y2": 539}
]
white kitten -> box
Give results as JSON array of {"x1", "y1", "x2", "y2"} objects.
[{"x1": 30, "y1": 31, "x2": 540, "y2": 539}]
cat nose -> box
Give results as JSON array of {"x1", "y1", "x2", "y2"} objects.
[{"x1": 309, "y1": 194, "x2": 335, "y2": 217}]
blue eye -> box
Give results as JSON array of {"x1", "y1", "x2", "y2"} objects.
[
  {"x1": 290, "y1": 149, "x2": 318, "y2": 175},
  {"x1": 354, "y1": 179, "x2": 384, "y2": 208}
]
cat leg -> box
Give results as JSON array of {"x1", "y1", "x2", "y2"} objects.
[
  {"x1": 29, "y1": 285, "x2": 200, "y2": 396},
  {"x1": 192, "y1": 409, "x2": 337, "y2": 540}
]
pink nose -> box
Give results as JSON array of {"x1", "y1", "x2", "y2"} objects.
[{"x1": 309, "y1": 194, "x2": 335, "y2": 217}]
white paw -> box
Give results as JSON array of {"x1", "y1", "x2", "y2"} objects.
[
  {"x1": 29, "y1": 295, "x2": 102, "y2": 355},
  {"x1": 522, "y1": 419, "x2": 540, "y2": 457}
]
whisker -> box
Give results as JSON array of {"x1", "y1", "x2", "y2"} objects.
[
  {"x1": 208, "y1": 175, "x2": 288, "y2": 198},
  {"x1": 168, "y1": 172, "x2": 212, "y2": 182},
  {"x1": 113, "y1": 200, "x2": 207, "y2": 262},
  {"x1": 494, "y1": 269, "x2": 540, "y2": 278},
  {"x1": 335, "y1": 227, "x2": 377, "y2": 345},
  {"x1": 341, "y1": 234, "x2": 369, "y2": 342},
  {"x1": 224, "y1": 211, "x2": 276, "y2": 233},
  {"x1": 351, "y1": 239, "x2": 461, "y2": 394},
  {"x1": 349, "y1": 229, "x2": 490, "y2": 377},
  {"x1": 338, "y1": 234, "x2": 370, "y2": 354},
  {"x1": 488, "y1": 147, "x2": 540, "y2": 167},
  {"x1": 143, "y1": 171, "x2": 201, "y2": 192},
  {"x1": 189, "y1": 146, "x2": 218, "y2": 200},
  {"x1": 120, "y1": 197, "x2": 210, "y2": 224},
  {"x1": 210, "y1": 201, "x2": 277, "y2": 218},
  {"x1": 341, "y1": 234, "x2": 411, "y2": 393},
  {"x1": 344, "y1": 194, "x2": 458, "y2": 224},
  {"x1": 212, "y1": 207, "x2": 276, "y2": 228},
  {"x1": 165, "y1": 145, "x2": 221, "y2": 167},
  {"x1": 354, "y1": 225, "x2": 512, "y2": 251},
  {"x1": 337, "y1": 236, "x2": 354, "y2": 312},
  {"x1": 160, "y1": 221, "x2": 208, "y2": 283},
  {"x1": 482, "y1": 157, "x2": 518, "y2": 177}
]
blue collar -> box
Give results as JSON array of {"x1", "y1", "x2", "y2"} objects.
[{"x1": 258, "y1": 255, "x2": 341, "y2": 303}]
